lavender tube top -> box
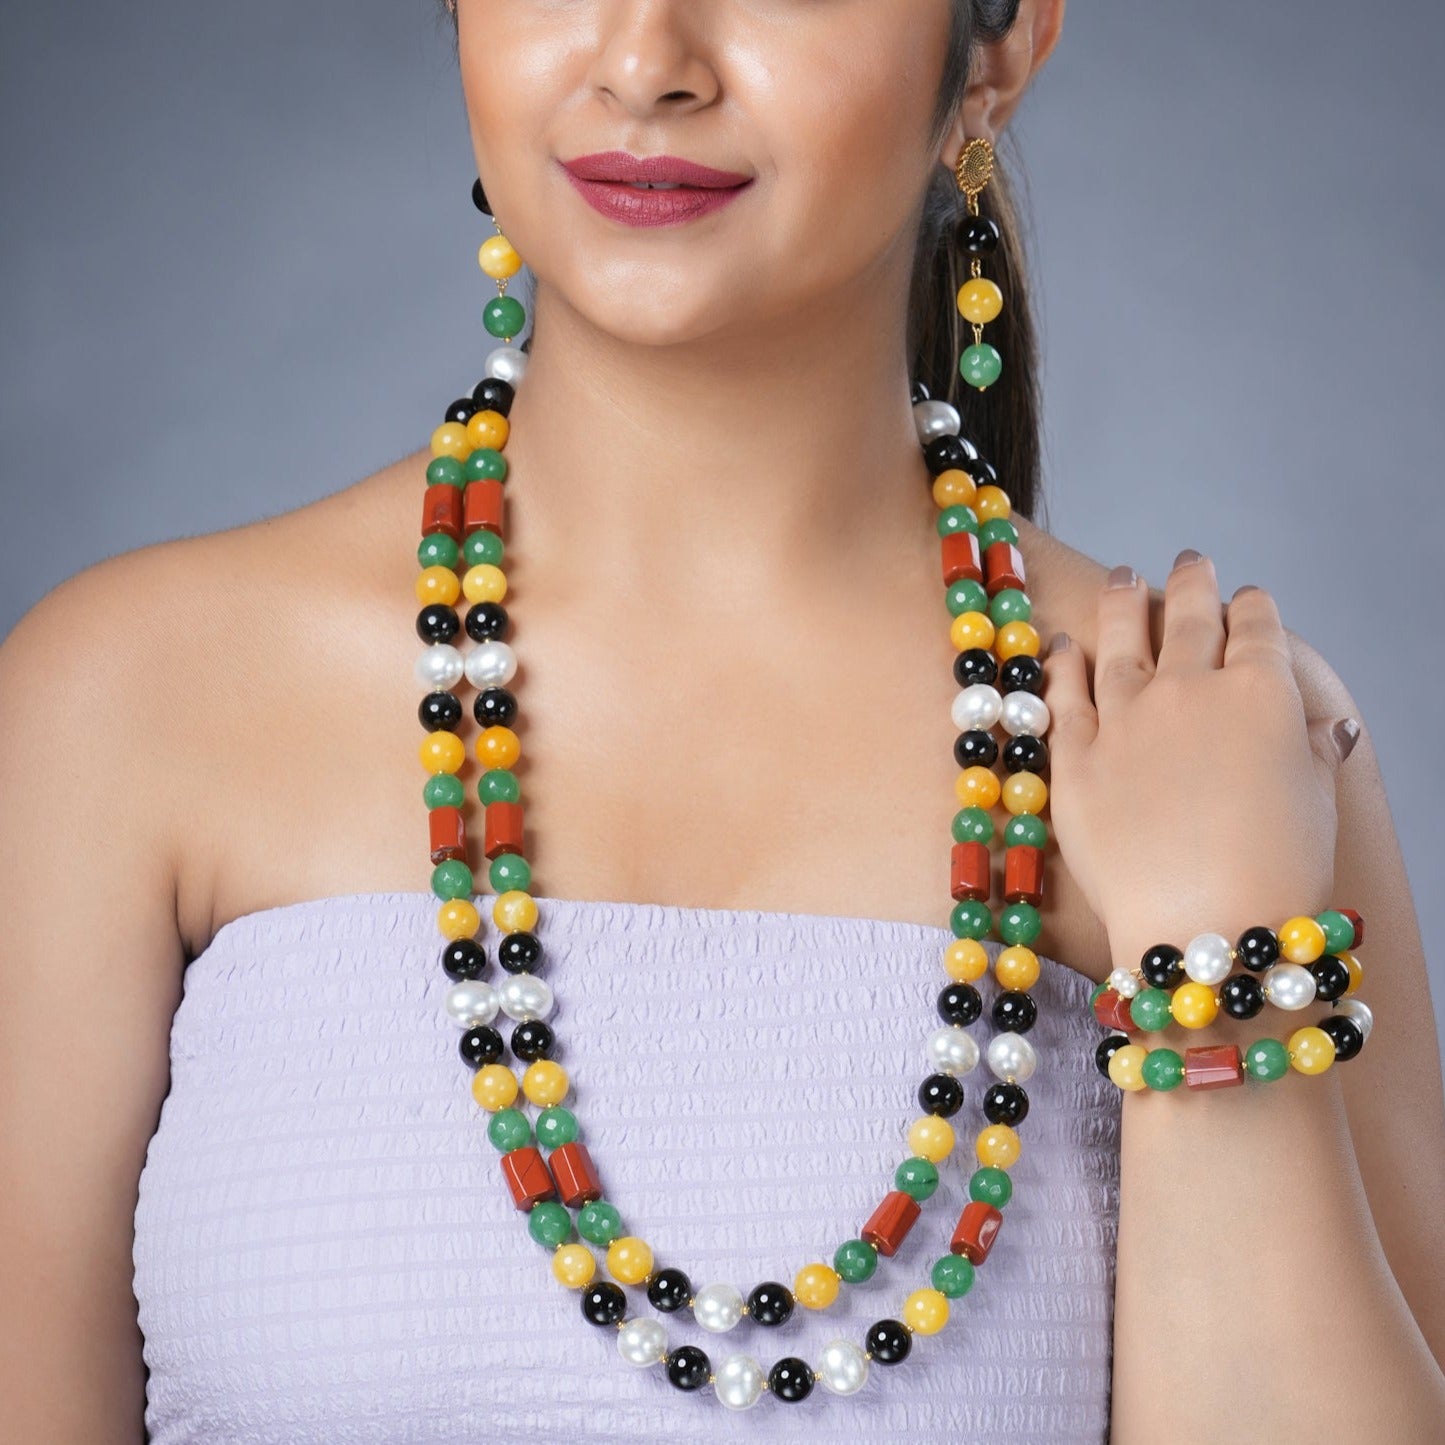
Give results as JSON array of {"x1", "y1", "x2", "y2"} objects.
[{"x1": 132, "y1": 891, "x2": 1121, "y2": 1443}]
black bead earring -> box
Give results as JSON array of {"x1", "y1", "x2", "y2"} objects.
[{"x1": 471, "y1": 176, "x2": 492, "y2": 216}]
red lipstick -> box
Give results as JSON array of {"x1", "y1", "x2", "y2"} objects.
[{"x1": 559, "y1": 151, "x2": 754, "y2": 228}]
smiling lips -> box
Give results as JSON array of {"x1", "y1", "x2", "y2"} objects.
[{"x1": 560, "y1": 150, "x2": 754, "y2": 227}]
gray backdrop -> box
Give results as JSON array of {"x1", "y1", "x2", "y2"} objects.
[{"x1": 3, "y1": 1, "x2": 1442, "y2": 1057}]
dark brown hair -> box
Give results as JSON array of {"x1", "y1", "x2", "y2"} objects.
[{"x1": 441, "y1": 0, "x2": 1044, "y2": 522}]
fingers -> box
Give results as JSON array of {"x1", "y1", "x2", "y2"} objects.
[
  {"x1": 1155, "y1": 549, "x2": 1226, "y2": 676},
  {"x1": 1092, "y1": 563, "x2": 1154, "y2": 724},
  {"x1": 1041, "y1": 629, "x2": 1097, "y2": 755},
  {"x1": 1221, "y1": 583, "x2": 1292, "y2": 679}
]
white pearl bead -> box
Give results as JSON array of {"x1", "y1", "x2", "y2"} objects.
[
  {"x1": 1000, "y1": 690, "x2": 1050, "y2": 738},
  {"x1": 693, "y1": 1282, "x2": 745, "y2": 1333},
  {"x1": 714, "y1": 1353, "x2": 765, "y2": 1410},
  {"x1": 817, "y1": 1339, "x2": 869, "y2": 1395},
  {"x1": 498, "y1": 973, "x2": 554, "y2": 1022},
  {"x1": 987, "y1": 1031, "x2": 1038, "y2": 1084},
  {"x1": 1107, "y1": 967, "x2": 1141, "y2": 999},
  {"x1": 912, "y1": 398, "x2": 962, "y2": 443},
  {"x1": 1333, "y1": 997, "x2": 1373, "y2": 1042},
  {"x1": 616, "y1": 1317, "x2": 667, "y2": 1368},
  {"x1": 1183, "y1": 932, "x2": 1234, "y2": 985},
  {"x1": 464, "y1": 639, "x2": 517, "y2": 689},
  {"x1": 444, "y1": 979, "x2": 498, "y2": 1029},
  {"x1": 483, "y1": 345, "x2": 527, "y2": 386},
  {"x1": 1262, "y1": 962, "x2": 1317, "y2": 1010},
  {"x1": 415, "y1": 644, "x2": 465, "y2": 692},
  {"x1": 926, "y1": 1025, "x2": 979, "y2": 1077},
  {"x1": 951, "y1": 682, "x2": 1003, "y2": 732}
]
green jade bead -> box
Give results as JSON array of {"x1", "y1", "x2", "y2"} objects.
[
  {"x1": 424, "y1": 774, "x2": 465, "y2": 810},
  {"x1": 978, "y1": 516, "x2": 1019, "y2": 549},
  {"x1": 946, "y1": 577, "x2": 989, "y2": 618},
  {"x1": 431, "y1": 859, "x2": 473, "y2": 901},
  {"x1": 952, "y1": 807, "x2": 994, "y2": 844},
  {"x1": 490, "y1": 853, "x2": 532, "y2": 894},
  {"x1": 528, "y1": 1200, "x2": 572, "y2": 1248},
  {"x1": 488, "y1": 1108, "x2": 532, "y2": 1153},
  {"x1": 484, "y1": 294, "x2": 527, "y2": 340},
  {"x1": 536, "y1": 1106, "x2": 579, "y2": 1149},
  {"x1": 1141, "y1": 1047, "x2": 1185, "y2": 1091},
  {"x1": 478, "y1": 769, "x2": 520, "y2": 805},
  {"x1": 464, "y1": 447, "x2": 508, "y2": 481},
  {"x1": 988, "y1": 587, "x2": 1032, "y2": 626},
  {"x1": 1244, "y1": 1037, "x2": 1291, "y2": 1081},
  {"x1": 1316, "y1": 909, "x2": 1356, "y2": 952},
  {"x1": 419, "y1": 532, "x2": 460, "y2": 569},
  {"x1": 931, "y1": 1253, "x2": 977, "y2": 1299},
  {"x1": 577, "y1": 1200, "x2": 624, "y2": 1246},
  {"x1": 960, "y1": 341, "x2": 1002, "y2": 389},
  {"x1": 895, "y1": 1156, "x2": 940, "y2": 1202},
  {"x1": 463, "y1": 528, "x2": 505, "y2": 568},
  {"x1": 1129, "y1": 987, "x2": 1173, "y2": 1033},
  {"x1": 936, "y1": 504, "x2": 980, "y2": 539},
  {"x1": 969, "y1": 1165, "x2": 1012, "y2": 1208},
  {"x1": 998, "y1": 902, "x2": 1042, "y2": 947},
  {"x1": 833, "y1": 1238, "x2": 879, "y2": 1283},
  {"x1": 950, "y1": 900, "x2": 994, "y2": 940},
  {"x1": 426, "y1": 455, "x2": 464, "y2": 488},
  {"x1": 1004, "y1": 813, "x2": 1047, "y2": 848}
]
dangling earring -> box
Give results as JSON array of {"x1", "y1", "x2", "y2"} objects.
[
  {"x1": 472, "y1": 176, "x2": 528, "y2": 345},
  {"x1": 954, "y1": 138, "x2": 1003, "y2": 392}
]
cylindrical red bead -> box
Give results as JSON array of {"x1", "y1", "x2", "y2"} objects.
[
  {"x1": 501, "y1": 1146, "x2": 555, "y2": 1209},
  {"x1": 942, "y1": 531, "x2": 983, "y2": 586},
  {"x1": 422, "y1": 483, "x2": 464, "y2": 542},
  {"x1": 860, "y1": 1190, "x2": 921, "y2": 1257},
  {"x1": 950, "y1": 841, "x2": 991, "y2": 902},
  {"x1": 428, "y1": 804, "x2": 466, "y2": 864},
  {"x1": 1339, "y1": 907, "x2": 1364, "y2": 950},
  {"x1": 1003, "y1": 844, "x2": 1044, "y2": 906},
  {"x1": 549, "y1": 1141, "x2": 602, "y2": 1207},
  {"x1": 1183, "y1": 1044, "x2": 1244, "y2": 1090},
  {"x1": 484, "y1": 800, "x2": 524, "y2": 859},
  {"x1": 983, "y1": 540, "x2": 1026, "y2": 596},
  {"x1": 950, "y1": 1200, "x2": 1003, "y2": 1264},
  {"x1": 463, "y1": 479, "x2": 505, "y2": 537},
  {"x1": 1093, "y1": 988, "x2": 1134, "y2": 1034}
]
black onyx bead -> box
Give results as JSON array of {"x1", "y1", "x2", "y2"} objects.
[
  {"x1": 1140, "y1": 943, "x2": 1186, "y2": 991},
  {"x1": 962, "y1": 213, "x2": 1001, "y2": 256},
  {"x1": 923, "y1": 432, "x2": 978, "y2": 476},
  {"x1": 1318, "y1": 1015, "x2": 1365, "y2": 1061},
  {"x1": 647, "y1": 1267, "x2": 693, "y2": 1314},
  {"x1": 471, "y1": 176, "x2": 490, "y2": 213},
  {"x1": 965, "y1": 454, "x2": 999, "y2": 490},
  {"x1": 937, "y1": 982, "x2": 983, "y2": 1026},
  {"x1": 999, "y1": 654, "x2": 1045, "y2": 696},
  {"x1": 746, "y1": 1281, "x2": 795, "y2": 1327},
  {"x1": 953, "y1": 647, "x2": 998, "y2": 689},
  {"x1": 918, "y1": 1072, "x2": 965, "y2": 1118},
  {"x1": 910, "y1": 379, "x2": 931, "y2": 405},
  {"x1": 993, "y1": 990, "x2": 1037, "y2": 1033},
  {"x1": 441, "y1": 937, "x2": 487, "y2": 981},
  {"x1": 471, "y1": 375, "x2": 515, "y2": 416},
  {"x1": 953, "y1": 728, "x2": 999, "y2": 769},
  {"x1": 1219, "y1": 972, "x2": 1266, "y2": 1021},
  {"x1": 1235, "y1": 926, "x2": 1280, "y2": 973},
  {"x1": 416, "y1": 603, "x2": 460, "y2": 646},
  {"x1": 1003, "y1": 735, "x2": 1049, "y2": 774},
  {"x1": 768, "y1": 1357, "x2": 815, "y2": 1402},
  {"x1": 866, "y1": 1319, "x2": 912, "y2": 1364},
  {"x1": 1308, "y1": 956, "x2": 1351, "y2": 1003},
  {"x1": 420, "y1": 690, "x2": 463, "y2": 732},
  {"x1": 498, "y1": 932, "x2": 542, "y2": 974},
  {"x1": 1095, "y1": 1033, "x2": 1130, "y2": 1078},
  {"x1": 465, "y1": 600, "x2": 510, "y2": 643},
  {"x1": 474, "y1": 686, "x2": 518, "y2": 728},
  {"x1": 665, "y1": 1345, "x2": 712, "y2": 1392},
  {"x1": 460, "y1": 1024, "x2": 505, "y2": 1068},
  {"x1": 445, "y1": 397, "x2": 479, "y2": 425},
  {"x1": 580, "y1": 1281, "x2": 627, "y2": 1327},
  {"x1": 510, "y1": 1019, "x2": 554, "y2": 1062},
  {"x1": 983, "y1": 1080, "x2": 1029, "y2": 1127}
]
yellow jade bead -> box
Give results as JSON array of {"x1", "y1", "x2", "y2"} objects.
[
  {"x1": 471, "y1": 1063, "x2": 518, "y2": 1112},
  {"x1": 493, "y1": 889, "x2": 538, "y2": 934},
  {"x1": 1001, "y1": 771, "x2": 1047, "y2": 816},
  {"x1": 957, "y1": 277, "x2": 1003, "y2": 325},
  {"x1": 476, "y1": 725, "x2": 521, "y2": 769},
  {"x1": 908, "y1": 1115, "x2": 956, "y2": 1163},
  {"x1": 1278, "y1": 915, "x2": 1328, "y2": 964},
  {"x1": 1340, "y1": 950, "x2": 1364, "y2": 994},
  {"x1": 416, "y1": 565, "x2": 462, "y2": 607},
  {"x1": 903, "y1": 1287, "x2": 951, "y2": 1336},
  {"x1": 976, "y1": 1124, "x2": 1021, "y2": 1169},
  {"x1": 995, "y1": 945, "x2": 1041, "y2": 992},
  {"x1": 972, "y1": 484, "x2": 1011, "y2": 522},
  {"x1": 523, "y1": 1060, "x2": 569, "y2": 1106},
  {"x1": 430, "y1": 421, "x2": 471, "y2": 459},
  {"x1": 466, "y1": 408, "x2": 510, "y2": 451},
  {"x1": 1107, "y1": 1043, "x2": 1149, "y2": 1091},
  {"x1": 438, "y1": 898, "x2": 481, "y2": 940},
  {"x1": 932, "y1": 469, "x2": 978, "y2": 509},
  {"x1": 462, "y1": 563, "x2": 508, "y2": 605},
  {"x1": 954, "y1": 765, "x2": 1002, "y2": 809},
  {"x1": 1171, "y1": 981, "x2": 1219, "y2": 1029},
  {"x1": 944, "y1": 937, "x2": 990, "y2": 983},
  {"x1": 607, "y1": 1237, "x2": 654, "y2": 1286},
  {"x1": 1288, "y1": 1026, "x2": 1336, "y2": 1075},
  {"x1": 478, "y1": 234, "x2": 523, "y2": 280},
  {"x1": 995, "y1": 620, "x2": 1041, "y2": 662},
  {"x1": 794, "y1": 1263, "x2": 841, "y2": 1310},
  {"x1": 552, "y1": 1243, "x2": 596, "y2": 1289},
  {"x1": 950, "y1": 610, "x2": 996, "y2": 652},
  {"x1": 420, "y1": 730, "x2": 465, "y2": 775}
]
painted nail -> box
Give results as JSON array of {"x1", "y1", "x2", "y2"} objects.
[
  {"x1": 1046, "y1": 631, "x2": 1071, "y2": 657},
  {"x1": 1233, "y1": 584, "x2": 1261, "y2": 597},
  {"x1": 1172, "y1": 548, "x2": 1204, "y2": 570},
  {"x1": 1106, "y1": 564, "x2": 1137, "y2": 589},
  {"x1": 1332, "y1": 717, "x2": 1361, "y2": 762}
]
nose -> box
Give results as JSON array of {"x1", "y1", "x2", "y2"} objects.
[{"x1": 589, "y1": 0, "x2": 720, "y2": 117}]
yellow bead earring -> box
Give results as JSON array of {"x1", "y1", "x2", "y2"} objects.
[
  {"x1": 954, "y1": 137, "x2": 1004, "y2": 391},
  {"x1": 472, "y1": 176, "x2": 527, "y2": 344}
]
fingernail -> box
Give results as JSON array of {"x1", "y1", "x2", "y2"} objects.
[
  {"x1": 1046, "y1": 631, "x2": 1071, "y2": 657},
  {"x1": 1106, "y1": 565, "x2": 1136, "y2": 590},
  {"x1": 1332, "y1": 717, "x2": 1361, "y2": 762},
  {"x1": 1172, "y1": 548, "x2": 1204, "y2": 570},
  {"x1": 1233, "y1": 584, "x2": 1260, "y2": 598}
]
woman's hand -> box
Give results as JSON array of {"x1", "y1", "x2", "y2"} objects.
[{"x1": 1041, "y1": 550, "x2": 1360, "y2": 965}]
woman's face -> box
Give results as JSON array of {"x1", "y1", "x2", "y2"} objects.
[{"x1": 456, "y1": 0, "x2": 962, "y2": 348}]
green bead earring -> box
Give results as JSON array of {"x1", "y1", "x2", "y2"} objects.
[{"x1": 954, "y1": 137, "x2": 1004, "y2": 391}]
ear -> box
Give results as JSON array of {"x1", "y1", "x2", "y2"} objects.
[{"x1": 937, "y1": 0, "x2": 1068, "y2": 162}]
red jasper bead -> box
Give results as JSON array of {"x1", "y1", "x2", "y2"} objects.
[
  {"x1": 549, "y1": 1141, "x2": 602, "y2": 1207},
  {"x1": 1003, "y1": 844, "x2": 1044, "y2": 906},
  {"x1": 463, "y1": 478, "x2": 505, "y2": 537},
  {"x1": 1093, "y1": 989, "x2": 1134, "y2": 1034},
  {"x1": 1183, "y1": 1044, "x2": 1244, "y2": 1090},
  {"x1": 861, "y1": 1190, "x2": 921, "y2": 1257},
  {"x1": 942, "y1": 531, "x2": 983, "y2": 586},
  {"x1": 983, "y1": 540, "x2": 1025, "y2": 596},
  {"x1": 951, "y1": 1200, "x2": 1003, "y2": 1264},
  {"x1": 501, "y1": 1146, "x2": 555, "y2": 1209},
  {"x1": 428, "y1": 805, "x2": 466, "y2": 864},
  {"x1": 950, "y1": 841, "x2": 991, "y2": 902},
  {"x1": 422, "y1": 483, "x2": 464, "y2": 542},
  {"x1": 484, "y1": 800, "x2": 524, "y2": 859}
]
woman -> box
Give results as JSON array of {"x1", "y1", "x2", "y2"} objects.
[{"x1": 3, "y1": 0, "x2": 1443, "y2": 1440}]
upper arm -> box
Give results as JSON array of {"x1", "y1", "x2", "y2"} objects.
[{"x1": 0, "y1": 556, "x2": 188, "y2": 1444}]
